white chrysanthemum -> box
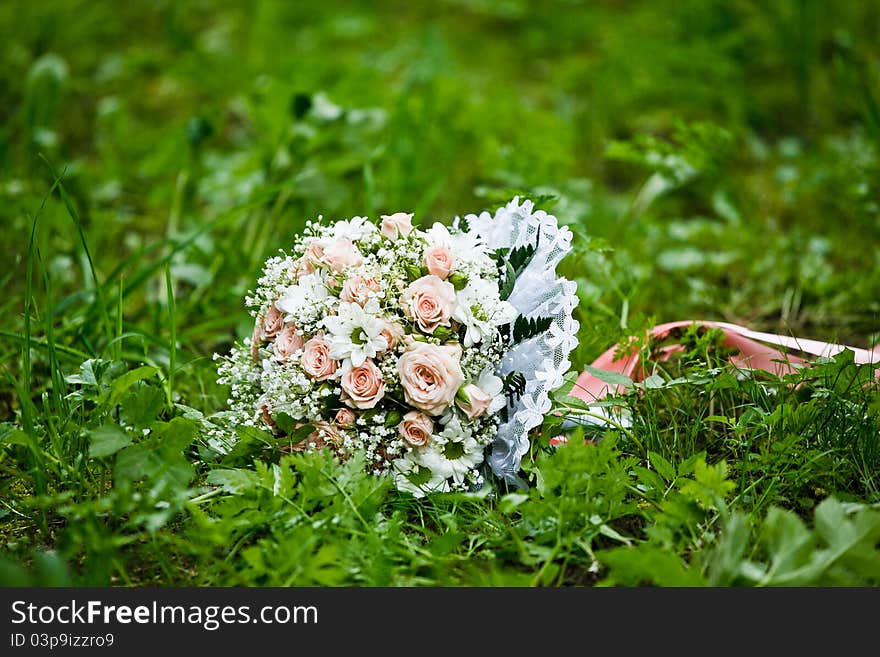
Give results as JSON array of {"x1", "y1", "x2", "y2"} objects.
[
  {"x1": 392, "y1": 453, "x2": 451, "y2": 498},
  {"x1": 452, "y1": 278, "x2": 517, "y2": 347},
  {"x1": 424, "y1": 222, "x2": 494, "y2": 272},
  {"x1": 275, "y1": 273, "x2": 329, "y2": 321},
  {"x1": 322, "y1": 301, "x2": 388, "y2": 367},
  {"x1": 476, "y1": 367, "x2": 507, "y2": 415},
  {"x1": 431, "y1": 415, "x2": 485, "y2": 483},
  {"x1": 329, "y1": 215, "x2": 376, "y2": 242}
]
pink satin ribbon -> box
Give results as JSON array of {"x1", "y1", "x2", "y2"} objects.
[{"x1": 570, "y1": 320, "x2": 880, "y2": 404}]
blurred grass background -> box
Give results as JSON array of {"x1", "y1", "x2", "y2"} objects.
[
  {"x1": 1, "y1": 0, "x2": 880, "y2": 587},
  {"x1": 2, "y1": 0, "x2": 878, "y2": 372}
]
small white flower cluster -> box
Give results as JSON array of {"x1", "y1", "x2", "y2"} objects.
[
  {"x1": 216, "y1": 209, "x2": 526, "y2": 497},
  {"x1": 245, "y1": 254, "x2": 297, "y2": 316}
]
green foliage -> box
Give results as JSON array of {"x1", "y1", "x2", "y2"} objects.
[
  {"x1": 511, "y1": 315, "x2": 554, "y2": 344},
  {"x1": 497, "y1": 243, "x2": 537, "y2": 301},
  {"x1": 1, "y1": 0, "x2": 878, "y2": 587}
]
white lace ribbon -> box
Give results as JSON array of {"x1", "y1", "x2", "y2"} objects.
[{"x1": 466, "y1": 197, "x2": 579, "y2": 484}]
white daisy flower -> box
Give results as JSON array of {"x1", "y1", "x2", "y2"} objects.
[
  {"x1": 392, "y1": 452, "x2": 451, "y2": 498},
  {"x1": 329, "y1": 215, "x2": 376, "y2": 242},
  {"x1": 431, "y1": 415, "x2": 485, "y2": 483},
  {"x1": 452, "y1": 278, "x2": 518, "y2": 347},
  {"x1": 476, "y1": 367, "x2": 507, "y2": 415},
  {"x1": 424, "y1": 222, "x2": 494, "y2": 272},
  {"x1": 322, "y1": 301, "x2": 388, "y2": 367},
  {"x1": 275, "y1": 273, "x2": 329, "y2": 321}
]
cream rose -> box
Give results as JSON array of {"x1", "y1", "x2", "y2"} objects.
[
  {"x1": 261, "y1": 305, "x2": 285, "y2": 339},
  {"x1": 334, "y1": 408, "x2": 357, "y2": 427},
  {"x1": 380, "y1": 212, "x2": 414, "y2": 240},
  {"x1": 321, "y1": 238, "x2": 364, "y2": 272},
  {"x1": 301, "y1": 335, "x2": 339, "y2": 381},
  {"x1": 456, "y1": 383, "x2": 494, "y2": 419},
  {"x1": 289, "y1": 256, "x2": 314, "y2": 280},
  {"x1": 400, "y1": 275, "x2": 456, "y2": 334},
  {"x1": 258, "y1": 401, "x2": 278, "y2": 431},
  {"x1": 423, "y1": 245, "x2": 455, "y2": 280},
  {"x1": 340, "y1": 359, "x2": 386, "y2": 409},
  {"x1": 398, "y1": 411, "x2": 434, "y2": 447},
  {"x1": 304, "y1": 241, "x2": 325, "y2": 266},
  {"x1": 272, "y1": 324, "x2": 305, "y2": 362},
  {"x1": 397, "y1": 342, "x2": 465, "y2": 416},
  {"x1": 300, "y1": 421, "x2": 344, "y2": 452},
  {"x1": 340, "y1": 274, "x2": 381, "y2": 306},
  {"x1": 379, "y1": 320, "x2": 405, "y2": 353}
]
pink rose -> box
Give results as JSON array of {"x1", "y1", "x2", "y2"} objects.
[
  {"x1": 380, "y1": 212, "x2": 414, "y2": 240},
  {"x1": 398, "y1": 411, "x2": 434, "y2": 448},
  {"x1": 258, "y1": 401, "x2": 278, "y2": 432},
  {"x1": 423, "y1": 245, "x2": 454, "y2": 280},
  {"x1": 334, "y1": 408, "x2": 357, "y2": 427},
  {"x1": 379, "y1": 320, "x2": 405, "y2": 353},
  {"x1": 321, "y1": 238, "x2": 363, "y2": 272},
  {"x1": 301, "y1": 421, "x2": 344, "y2": 451},
  {"x1": 397, "y1": 342, "x2": 465, "y2": 416},
  {"x1": 340, "y1": 274, "x2": 381, "y2": 306},
  {"x1": 304, "y1": 242, "x2": 325, "y2": 266},
  {"x1": 289, "y1": 257, "x2": 314, "y2": 280},
  {"x1": 272, "y1": 324, "x2": 305, "y2": 362},
  {"x1": 400, "y1": 275, "x2": 456, "y2": 333},
  {"x1": 250, "y1": 305, "x2": 286, "y2": 360},
  {"x1": 340, "y1": 359, "x2": 386, "y2": 410},
  {"x1": 456, "y1": 383, "x2": 494, "y2": 419},
  {"x1": 261, "y1": 305, "x2": 285, "y2": 339},
  {"x1": 301, "y1": 335, "x2": 339, "y2": 381}
]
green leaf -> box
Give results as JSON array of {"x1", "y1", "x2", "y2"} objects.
[
  {"x1": 679, "y1": 458, "x2": 735, "y2": 511},
  {"x1": 448, "y1": 271, "x2": 468, "y2": 290},
  {"x1": 648, "y1": 451, "x2": 676, "y2": 482},
  {"x1": 207, "y1": 468, "x2": 259, "y2": 495},
  {"x1": 217, "y1": 425, "x2": 275, "y2": 466},
  {"x1": 119, "y1": 385, "x2": 165, "y2": 429},
  {"x1": 0, "y1": 558, "x2": 32, "y2": 586},
  {"x1": 756, "y1": 507, "x2": 816, "y2": 585},
  {"x1": 114, "y1": 418, "x2": 197, "y2": 492},
  {"x1": 512, "y1": 315, "x2": 553, "y2": 343},
  {"x1": 88, "y1": 424, "x2": 132, "y2": 458},
  {"x1": 274, "y1": 412, "x2": 299, "y2": 436},
  {"x1": 499, "y1": 260, "x2": 516, "y2": 301},
  {"x1": 597, "y1": 522, "x2": 632, "y2": 545},
  {"x1": 403, "y1": 263, "x2": 423, "y2": 282},
  {"x1": 641, "y1": 373, "x2": 665, "y2": 389},
  {"x1": 632, "y1": 466, "x2": 665, "y2": 497},
  {"x1": 384, "y1": 409, "x2": 403, "y2": 428},
  {"x1": 706, "y1": 512, "x2": 752, "y2": 585},
  {"x1": 431, "y1": 325, "x2": 456, "y2": 341},
  {"x1": 583, "y1": 365, "x2": 634, "y2": 390},
  {"x1": 289, "y1": 422, "x2": 316, "y2": 445},
  {"x1": 599, "y1": 546, "x2": 706, "y2": 586},
  {"x1": 0, "y1": 423, "x2": 32, "y2": 447},
  {"x1": 677, "y1": 451, "x2": 707, "y2": 476},
  {"x1": 100, "y1": 365, "x2": 159, "y2": 407},
  {"x1": 499, "y1": 492, "x2": 529, "y2": 514},
  {"x1": 64, "y1": 358, "x2": 100, "y2": 386}
]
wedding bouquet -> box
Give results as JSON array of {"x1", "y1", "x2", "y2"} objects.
[{"x1": 215, "y1": 197, "x2": 579, "y2": 496}]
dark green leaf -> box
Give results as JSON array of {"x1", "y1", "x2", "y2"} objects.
[{"x1": 88, "y1": 424, "x2": 132, "y2": 458}]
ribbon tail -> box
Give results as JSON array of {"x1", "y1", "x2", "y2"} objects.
[{"x1": 570, "y1": 320, "x2": 879, "y2": 406}]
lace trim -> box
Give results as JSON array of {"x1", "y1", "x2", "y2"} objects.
[{"x1": 465, "y1": 197, "x2": 579, "y2": 484}]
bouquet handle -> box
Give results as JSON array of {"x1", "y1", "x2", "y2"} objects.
[{"x1": 570, "y1": 320, "x2": 880, "y2": 404}]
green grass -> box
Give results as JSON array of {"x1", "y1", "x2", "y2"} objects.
[{"x1": 1, "y1": 0, "x2": 879, "y2": 586}]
